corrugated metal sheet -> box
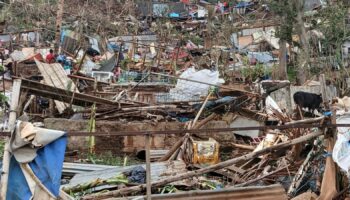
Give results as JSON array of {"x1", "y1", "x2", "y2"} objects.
[
  {"x1": 63, "y1": 161, "x2": 187, "y2": 189},
  {"x1": 99, "y1": 54, "x2": 116, "y2": 72},
  {"x1": 62, "y1": 162, "x2": 115, "y2": 175},
  {"x1": 108, "y1": 184, "x2": 288, "y2": 200}
]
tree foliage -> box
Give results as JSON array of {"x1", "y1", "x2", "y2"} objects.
[
  {"x1": 315, "y1": 3, "x2": 349, "y2": 53},
  {"x1": 268, "y1": 0, "x2": 296, "y2": 42}
]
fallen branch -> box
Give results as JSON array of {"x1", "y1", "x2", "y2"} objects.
[
  {"x1": 158, "y1": 135, "x2": 187, "y2": 162},
  {"x1": 231, "y1": 143, "x2": 255, "y2": 150},
  {"x1": 83, "y1": 130, "x2": 323, "y2": 199},
  {"x1": 285, "y1": 116, "x2": 325, "y2": 125},
  {"x1": 192, "y1": 113, "x2": 217, "y2": 129},
  {"x1": 287, "y1": 139, "x2": 319, "y2": 195},
  {"x1": 235, "y1": 165, "x2": 290, "y2": 187},
  {"x1": 159, "y1": 93, "x2": 213, "y2": 161}
]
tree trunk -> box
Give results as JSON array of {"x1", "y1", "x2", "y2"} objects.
[
  {"x1": 279, "y1": 39, "x2": 288, "y2": 80},
  {"x1": 295, "y1": 0, "x2": 309, "y2": 85},
  {"x1": 54, "y1": 0, "x2": 65, "y2": 53}
]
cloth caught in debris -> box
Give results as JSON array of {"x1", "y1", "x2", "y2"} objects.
[
  {"x1": 9, "y1": 121, "x2": 66, "y2": 163},
  {"x1": 6, "y1": 133, "x2": 67, "y2": 200},
  {"x1": 126, "y1": 166, "x2": 146, "y2": 184}
]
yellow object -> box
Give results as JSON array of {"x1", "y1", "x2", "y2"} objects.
[{"x1": 192, "y1": 138, "x2": 219, "y2": 165}]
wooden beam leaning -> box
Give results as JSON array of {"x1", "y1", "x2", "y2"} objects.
[
  {"x1": 145, "y1": 134, "x2": 151, "y2": 200},
  {"x1": 0, "y1": 79, "x2": 22, "y2": 199},
  {"x1": 20, "y1": 78, "x2": 131, "y2": 107}
]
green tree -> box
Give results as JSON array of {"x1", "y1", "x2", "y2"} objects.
[{"x1": 269, "y1": 0, "x2": 296, "y2": 80}]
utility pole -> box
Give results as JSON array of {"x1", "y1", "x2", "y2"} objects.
[{"x1": 54, "y1": 0, "x2": 65, "y2": 53}]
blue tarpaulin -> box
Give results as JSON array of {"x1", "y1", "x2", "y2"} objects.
[
  {"x1": 6, "y1": 135, "x2": 67, "y2": 200},
  {"x1": 235, "y1": 2, "x2": 254, "y2": 8},
  {"x1": 247, "y1": 52, "x2": 275, "y2": 63}
]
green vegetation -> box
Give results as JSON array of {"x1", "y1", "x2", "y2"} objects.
[
  {"x1": 0, "y1": 93, "x2": 7, "y2": 104},
  {"x1": 0, "y1": 140, "x2": 5, "y2": 158},
  {"x1": 85, "y1": 151, "x2": 142, "y2": 166},
  {"x1": 287, "y1": 65, "x2": 297, "y2": 82},
  {"x1": 269, "y1": 0, "x2": 296, "y2": 43},
  {"x1": 241, "y1": 63, "x2": 272, "y2": 81}
]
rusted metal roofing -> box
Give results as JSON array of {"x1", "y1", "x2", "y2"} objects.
[{"x1": 109, "y1": 184, "x2": 288, "y2": 200}]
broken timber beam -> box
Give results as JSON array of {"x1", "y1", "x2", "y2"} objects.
[
  {"x1": 285, "y1": 116, "x2": 325, "y2": 125},
  {"x1": 83, "y1": 130, "x2": 323, "y2": 199},
  {"x1": 20, "y1": 78, "x2": 132, "y2": 107},
  {"x1": 192, "y1": 113, "x2": 217, "y2": 129},
  {"x1": 234, "y1": 165, "x2": 290, "y2": 187},
  {"x1": 0, "y1": 79, "x2": 21, "y2": 199}
]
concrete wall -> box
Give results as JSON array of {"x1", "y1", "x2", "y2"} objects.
[
  {"x1": 229, "y1": 116, "x2": 263, "y2": 138},
  {"x1": 44, "y1": 118, "x2": 235, "y2": 154},
  {"x1": 270, "y1": 85, "x2": 337, "y2": 113}
]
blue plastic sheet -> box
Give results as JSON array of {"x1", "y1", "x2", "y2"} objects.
[
  {"x1": 169, "y1": 13, "x2": 180, "y2": 18},
  {"x1": 235, "y1": 2, "x2": 254, "y2": 8},
  {"x1": 247, "y1": 52, "x2": 275, "y2": 64},
  {"x1": 6, "y1": 135, "x2": 67, "y2": 200}
]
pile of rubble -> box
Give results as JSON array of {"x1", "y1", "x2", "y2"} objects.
[{"x1": 0, "y1": 0, "x2": 350, "y2": 200}]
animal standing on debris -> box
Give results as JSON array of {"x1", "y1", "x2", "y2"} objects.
[{"x1": 293, "y1": 91, "x2": 323, "y2": 114}]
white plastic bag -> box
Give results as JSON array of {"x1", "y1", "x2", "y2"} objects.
[
  {"x1": 169, "y1": 67, "x2": 224, "y2": 101},
  {"x1": 333, "y1": 115, "x2": 350, "y2": 173}
]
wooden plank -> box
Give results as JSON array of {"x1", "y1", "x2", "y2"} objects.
[
  {"x1": 146, "y1": 134, "x2": 151, "y2": 200},
  {"x1": 0, "y1": 79, "x2": 21, "y2": 199},
  {"x1": 20, "y1": 78, "x2": 126, "y2": 107},
  {"x1": 35, "y1": 59, "x2": 77, "y2": 113},
  {"x1": 320, "y1": 74, "x2": 328, "y2": 104}
]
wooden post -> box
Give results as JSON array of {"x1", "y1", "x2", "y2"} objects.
[
  {"x1": 191, "y1": 91, "x2": 212, "y2": 129},
  {"x1": 145, "y1": 134, "x2": 151, "y2": 200},
  {"x1": 69, "y1": 78, "x2": 79, "y2": 109},
  {"x1": 174, "y1": 43, "x2": 181, "y2": 70},
  {"x1": 35, "y1": 30, "x2": 40, "y2": 47},
  {"x1": 75, "y1": 51, "x2": 87, "y2": 75},
  {"x1": 320, "y1": 74, "x2": 328, "y2": 105},
  {"x1": 156, "y1": 44, "x2": 162, "y2": 68},
  {"x1": 0, "y1": 79, "x2": 21, "y2": 199},
  {"x1": 54, "y1": 0, "x2": 65, "y2": 53}
]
